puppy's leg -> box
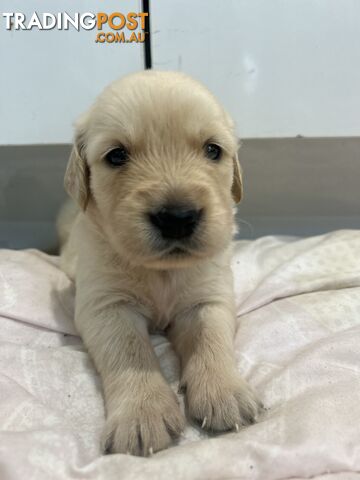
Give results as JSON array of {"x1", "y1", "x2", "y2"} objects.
[
  {"x1": 76, "y1": 300, "x2": 185, "y2": 456},
  {"x1": 169, "y1": 302, "x2": 261, "y2": 432}
]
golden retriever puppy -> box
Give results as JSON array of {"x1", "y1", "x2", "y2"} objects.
[{"x1": 60, "y1": 70, "x2": 261, "y2": 456}]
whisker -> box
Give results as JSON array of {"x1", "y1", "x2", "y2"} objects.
[{"x1": 236, "y1": 217, "x2": 254, "y2": 237}]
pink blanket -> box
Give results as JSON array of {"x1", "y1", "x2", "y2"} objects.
[{"x1": 1, "y1": 230, "x2": 360, "y2": 479}]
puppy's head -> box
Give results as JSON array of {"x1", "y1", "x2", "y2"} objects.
[{"x1": 65, "y1": 71, "x2": 243, "y2": 269}]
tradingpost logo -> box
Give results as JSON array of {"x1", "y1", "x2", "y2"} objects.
[{"x1": 1, "y1": 11, "x2": 149, "y2": 44}]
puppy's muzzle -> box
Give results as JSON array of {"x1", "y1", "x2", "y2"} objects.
[{"x1": 149, "y1": 204, "x2": 203, "y2": 240}]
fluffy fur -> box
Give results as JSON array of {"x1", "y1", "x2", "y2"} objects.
[{"x1": 59, "y1": 70, "x2": 261, "y2": 456}]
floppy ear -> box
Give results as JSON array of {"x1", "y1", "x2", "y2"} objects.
[
  {"x1": 232, "y1": 142, "x2": 243, "y2": 203},
  {"x1": 64, "y1": 131, "x2": 90, "y2": 211}
]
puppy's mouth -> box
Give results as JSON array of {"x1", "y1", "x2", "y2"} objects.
[
  {"x1": 142, "y1": 238, "x2": 210, "y2": 269},
  {"x1": 167, "y1": 246, "x2": 188, "y2": 256},
  {"x1": 159, "y1": 240, "x2": 206, "y2": 260}
]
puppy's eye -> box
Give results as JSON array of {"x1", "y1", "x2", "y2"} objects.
[
  {"x1": 105, "y1": 146, "x2": 129, "y2": 167},
  {"x1": 204, "y1": 143, "x2": 222, "y2": 161}
]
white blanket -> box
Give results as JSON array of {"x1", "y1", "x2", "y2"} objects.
[{"x1": 0, "y1": 230, "x2": 360, "y2": 480}]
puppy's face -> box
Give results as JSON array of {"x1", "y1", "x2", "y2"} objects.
[{"x1": 65, "y1": 71, "x2": 242, "y2": 269}]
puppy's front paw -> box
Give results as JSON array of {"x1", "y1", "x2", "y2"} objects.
[
  {"x1": 103, "y1": 375, "x2": 185, "y2": 456},
  {"x1": 182, "y1": 364, "x2": 261, "y2": 432}
]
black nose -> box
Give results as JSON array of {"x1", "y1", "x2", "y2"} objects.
[{"x1": 149, "y1": 205, "x2": 202, "y2": 240}]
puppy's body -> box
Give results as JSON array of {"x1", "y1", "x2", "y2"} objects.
[
  {"x1": 64, "y1": 209, "x2": 234, "y2": 329},
  {"x1": 60, "y1": 71, "x2": 261, "y2": 456}
]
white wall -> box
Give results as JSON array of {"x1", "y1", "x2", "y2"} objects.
[
  {"x1": 2, "y1": 1, "x2": 360, "y2": 143},
  {"x1": 152, "y1": 0, "x2": 360, "y2": 138},
  {"x1": 0, "y1": 0, "x2": 143, "y2": 145}
]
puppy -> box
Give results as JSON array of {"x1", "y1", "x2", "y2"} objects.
[{"x1": 59, "y1": 70, "x2": 261, "y2": 456}]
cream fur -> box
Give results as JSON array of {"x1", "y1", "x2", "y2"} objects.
[{"x1": 59, "y1": 70, "x2": 261, "y2": 456}]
